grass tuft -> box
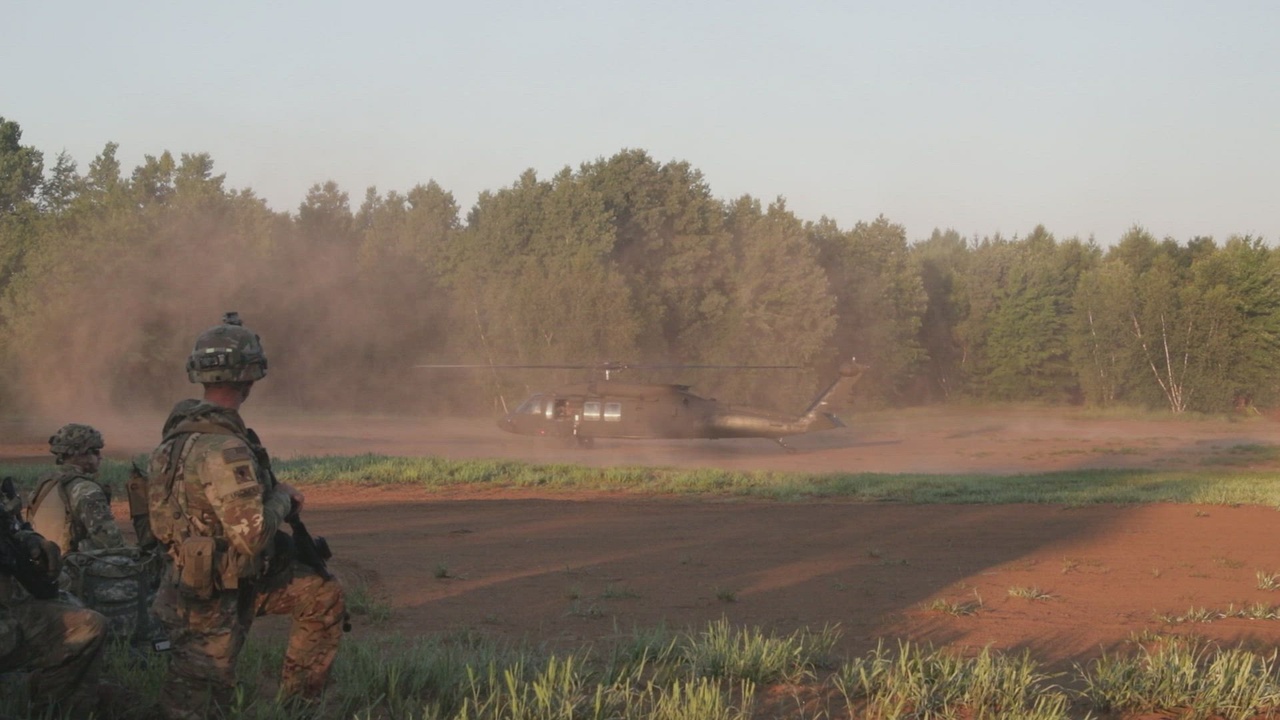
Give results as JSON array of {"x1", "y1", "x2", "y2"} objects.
[
  {"x1": 834, "y1": 640, "x2": 1072, "y2": 719},
  {"x1": 714, "y1": 587, "x2": 738, "y2": 603},
  {"x1": 1008, "y1": 586, "x2": 1056, "y2": 601},
  {"x1": 1079, "y1": 636, "x2": 1280, "y2": 718},
  {"x1": 344, "y1": 578, "x2": 392, "y2": 625},
  {"x1": 925, "y1": 591, "x2": 984, "y2": 616},
  {"x1": 600, "y1": 584, "x2": 641, "y2": 600}
]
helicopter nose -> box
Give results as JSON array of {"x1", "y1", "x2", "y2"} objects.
[{"x1": 497, "y1": 416, "x2": 516, "y2": 434}]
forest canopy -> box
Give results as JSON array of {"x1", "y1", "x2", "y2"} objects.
[{"x1": 1, "y1": 117, "x2": 1276, "y2": 418}]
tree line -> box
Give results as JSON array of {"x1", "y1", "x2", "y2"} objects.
[{"x1": 1, "y1": 116, "x2": 1277, "y2": 418}]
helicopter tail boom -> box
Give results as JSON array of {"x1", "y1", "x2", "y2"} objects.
[
  {"x1": 704, "y1": 360, "x2": 865, "y2": 439},
  {"x1": 800, "y1": 359, "x2": 866, "y2": 418}
]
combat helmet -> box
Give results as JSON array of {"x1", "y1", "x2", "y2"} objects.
[
  {"x1": 186, "y1": 311, "x2": 268, "y2": 384},
  {"x1": 49, "y1": 423, "x2": 104, "y2": 463}
]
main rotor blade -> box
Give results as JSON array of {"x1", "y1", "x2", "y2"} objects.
[
  {"x1": 633, "y1": 364, "x2": 801, "y2": 370},
  {"x1": 415, "y1": 363, "x2": 800, "y2": 370},
  {"x1": 414, "y1": 364, "x2": 592, "y2": 369}
]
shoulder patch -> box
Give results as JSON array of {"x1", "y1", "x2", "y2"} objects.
[
  {"x1": 66, "y1": 478, "x2": 105, "y2": 502},
  {"x1": 231, "y1": 485, "x2": 259, "y2": 500},
  {"x1": 222, "y1": 446, "x2": 253, "y2": 463}
]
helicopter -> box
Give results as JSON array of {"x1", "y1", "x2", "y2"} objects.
[{"x1": 415, "y1": 359, "x2": 866, "y2": 451}]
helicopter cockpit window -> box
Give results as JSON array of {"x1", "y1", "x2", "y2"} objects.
[
  {"x1": 603, "y1": 402, "x2": 622, "y2": 422},
  {"x1": 516, "y1": 395, "x2": 544, "y2": 415},
  {"x1": 583, "y1": 401, "x2": 601, "y2": 421}
]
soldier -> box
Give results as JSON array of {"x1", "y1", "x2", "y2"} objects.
[
  {"x1": 147, "y1": 312, "x2": 345, "y2": 720},
  {"x1": 1, "y1": 479, "x2": 110, "y2": 716},
  {"x1": 27, "y1": 423, "x2": 125, "y2": 555},
  {"x1": 25, "y1": 425, "x2": 165, "y2": 652}
]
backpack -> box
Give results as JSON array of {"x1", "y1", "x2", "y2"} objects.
[
  {"x1": 60, "y1": 547, "x2": 164, "y2": 646},
  {"x1": 147, "y1": 433, "x2": 199, "y2": 551}
]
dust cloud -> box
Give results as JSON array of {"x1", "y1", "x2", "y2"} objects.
[{"x1": 5, "y1": 228, "x2": 461, "y2": 439}]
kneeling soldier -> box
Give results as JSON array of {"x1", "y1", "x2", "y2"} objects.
[
  {"x1": 1, "y1": 478, "x2": 111, "y2": 716},
  {"x1": 148, "y1": 312, "x2": 346, "y2": 720}
]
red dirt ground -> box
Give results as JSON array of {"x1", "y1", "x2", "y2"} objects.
[{"x1": 6, "y1": 407, "x2": 1280, "y2": 676}]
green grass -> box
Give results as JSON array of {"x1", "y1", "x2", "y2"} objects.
[
  {"x1": 9, "y1": 621, "x2": 1280, "y2": 719},
  {"x1": 215, "y1": 454, "x2": 1280, "y2": 506},
  {"x1": 1079, "y1": 636, "x2": 1280, "y2": 719},
  {"x1": 1154, "y1": 603, "x2": 1280, "y2": 625},
  {"x1": 834, "y1": 640, "x2": 1073, "y2": 719},
  {"x1": 344, "y1": 578, "x2": 393, "y2": 625},
  {"x1": 680, "y1": 619, "x2": 840, "y2": 685},
  {"x1": 1200, "y1": 443, "x2": 1280, "y2": 466},
  {"x1": 8, "y1": 452, "x2": 1278, "y2": 509}
]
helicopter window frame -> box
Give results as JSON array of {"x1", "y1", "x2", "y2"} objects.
[
  {"x1": 516, "y1": 395, "x2": 545, "y2": 415},
  {"x1": 603, "y1": 402, "x2": 622, "y2": 422},
  {"x1": 551, "y1": 398, "x2": 569, "y2": 420},
  {"x1": 582, "y1": 401, "x2": 601, "y2": 421}
]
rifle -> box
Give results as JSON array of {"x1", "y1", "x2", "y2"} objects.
[
  {"x1": 244, "y1": 430, "x2": 337, "y2": 580},
  {"x1": 245, "y1": 430, "x2": 351, "y2": 631},
  {"x1": 287, "y1": 515, "x2": 333, "y2": 580},
  {"x1": 0, "y1": 477, "x2": 60, "y2": 600},
  {"x1": 127, "y1": 461, "x2": 157, "y2": 551},
  {"x1": 283, "y1": 496, "x2": 351, "y2": 632}
]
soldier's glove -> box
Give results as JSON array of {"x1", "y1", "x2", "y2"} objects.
[
  {"x1": 1, "y1": 475, "x2": 22, "y2": 516},
  {"x1": 263, "y1": 530, "x2": 296, "y2": 579},
  {"x1": 22, "y1": 534, "x2": 61, "y2": 579},
  {"x1": 263, "y1": 487, "x2": 294, "y2": 526}
]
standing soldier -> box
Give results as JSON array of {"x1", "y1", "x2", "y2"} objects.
[
  {"x1": 147, "y1": 312, "x2": 345, "y2": 720},
  {"x1": 27, "y1": 423, "x2": 125, "y2": 555}
]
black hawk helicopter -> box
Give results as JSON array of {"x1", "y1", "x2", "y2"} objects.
[{"x1": 416, "y1": 359, "x2": 866, "y2": 451}]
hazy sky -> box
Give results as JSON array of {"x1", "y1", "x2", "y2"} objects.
[{"x1": 6, "y1": 1, "x2": 1277, "y2": 245}]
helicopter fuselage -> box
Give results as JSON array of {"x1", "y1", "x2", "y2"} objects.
[{"x1": 497, "y1": 375, "x2": 850, "y2": 444}]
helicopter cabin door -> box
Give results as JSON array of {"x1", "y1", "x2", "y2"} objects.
[{"x1": 543, "y1": 395, "x2": 582, "y2": 437}]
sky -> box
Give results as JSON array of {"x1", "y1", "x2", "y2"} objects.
[{"x1": 5, "y1": 0, "x2": 1278, "y2": 245}]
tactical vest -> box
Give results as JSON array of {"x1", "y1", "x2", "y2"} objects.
[
  {"x1": 149, "y1": 414, "x2": 273, "y2": 595},
  {"x1": 27, "y1": 474, "x2": 78, "y2": 555}
]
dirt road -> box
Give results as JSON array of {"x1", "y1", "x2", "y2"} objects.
[{"x1": 6, "y1": 406, "x2": 1280, "y2": 669}]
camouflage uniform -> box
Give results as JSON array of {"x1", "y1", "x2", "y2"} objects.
[
  {"x1": 28, "y1": 423, "x2": 125, "y2": 556},
  {"x1": 149, "y1": 315, "x2": 345, "y2": 720},
  {"x1": 0, "y1": 530, "x2": 107, "y2": 715}
]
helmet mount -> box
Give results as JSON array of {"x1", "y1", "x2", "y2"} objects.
[{"x1": 186, "y1": 311, "x2": 268, "y2": 384}]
